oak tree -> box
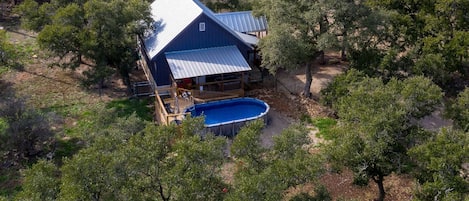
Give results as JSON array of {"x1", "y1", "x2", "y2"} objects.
[
  {"x1": 409, "y1": 128, "x2": 469, "y2": 201},
  {"x1": 227, "y1": 120, "x2": 323, "y2": 200},
  {"x1": 324, "y1": 75, "x2": 443, "y2": 201},
  {"x1": 15, "y1": 0, "x2": 152, "y2": 91}
]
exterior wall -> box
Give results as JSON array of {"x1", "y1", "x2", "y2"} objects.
[
  {"x1": 153, "y1": 55, "x2": 172, "y2": 85},
  {"x1": 150, "y1": 14, "x2": 253, "y2": 86}
]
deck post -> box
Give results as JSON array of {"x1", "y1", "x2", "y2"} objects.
[{"x1": 241, "y1": 72, "x2": 244, "y2": 91}]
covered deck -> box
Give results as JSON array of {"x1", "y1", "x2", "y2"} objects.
[{"x1": 138, "y1": 45, "x2": 253, "y2": 125}]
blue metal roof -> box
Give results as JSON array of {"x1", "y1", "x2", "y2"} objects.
[
  {"x1": 165, "y1": 46, "x2": 251, "y2": 79},
  {"x1": 215, "y1": 11, "x2": 268, "y2": 33}
]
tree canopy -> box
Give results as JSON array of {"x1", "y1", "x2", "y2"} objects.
[
  {"x1": 409, "y1": 128, "x2": 469, "y2": 201},
  {"x1": 227, "y1": 120, "x2": 324, "y2": 200},
  {"x1": 355, "y1": 0, "x2": 469, "y2": 93},
  {"x1": 15, "y1": 0, "x2": 152, "y2": 90},
  {"x1": 323, "y1": 74, "x2": 443, "y2": 201},
  {"x1": 255, "y1": 0, "x2": 387, "y2": 97},
  {"x1": 445, "y1": 87, "x2": 469, "y2": 132},
  {"x1": 12, "y1": 115, "x2": 229, "y2": 201}
]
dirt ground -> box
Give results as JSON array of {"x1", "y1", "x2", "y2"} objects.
[{"x1": 246, "y1": 53, "x2": 345, "y2": 148}]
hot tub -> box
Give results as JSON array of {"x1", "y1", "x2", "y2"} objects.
[{"x1": 184, "y1": 97, "x2": 270, "y2": 136}]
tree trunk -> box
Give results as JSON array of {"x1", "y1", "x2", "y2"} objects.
[
  {"x1": 274, "y1": 73, "x2": 278, "y2": 92},
  {"x1": 318, "y1": 50, "x2": 326, "y2": 65},
  {"x1": 302, "y1": 62, "x2": 312, "y2": 98},
  {"x1": 98, "y1": 77, "x2": 104, "y2": 97},
  {"x1": 318, "y1": 14, "x2": 327, "y2": 65},
  {"x1": 341, "y1": 30, "x2": 347, "y2": 61},
  {"x1": 158, "y1": 181, "x2": 170, "y2": 201},
  {"x1": 373, "y1": 174, "x2": 385, "y2": 201},
  {"x1": 119, "y1": 66, "x2": 132, "y2": 94}
]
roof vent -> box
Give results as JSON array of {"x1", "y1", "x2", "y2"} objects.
[{"x1": 199, "y1": 22, "x2": 205, "y2": 32}]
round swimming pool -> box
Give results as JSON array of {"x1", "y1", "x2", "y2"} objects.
[{"x1": 184, "y1": 97, "x2": 270, "y2": 135}]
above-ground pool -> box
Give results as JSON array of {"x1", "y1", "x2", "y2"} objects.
[{"x1": 184, "y1": 97, "x2": 270, "y2": 136}]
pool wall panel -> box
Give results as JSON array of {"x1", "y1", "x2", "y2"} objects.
[{"x1": 185, "y1": 98, "x2": 269, "y2": 136}]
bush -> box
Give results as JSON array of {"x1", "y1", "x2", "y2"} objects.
[
  {"x1": 445, "y1": 87, "x2": 469, "y2": 132},
  {"x1": 0, "y1": 30, "x2": 19, "y2": 71},
  {"x1": 0, "y1": 97, "x2": 55, "y2": 163},
  {"x1": 290, "y1": 185, "x2": 331, "y2": 201},
  {"x1": 320, "y1": 69, "x2": 366, "y2": 107}
]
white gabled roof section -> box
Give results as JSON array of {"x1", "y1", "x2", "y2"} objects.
[
  {"x1": 144, "y1": 0, "x2": 252, "y2": 60},
  {"x1": 165, "y1": 46, "x2": 251, "y2": 79},
  {"x1": 144, "y1": 0, "x2": 203, "y2": 59}
]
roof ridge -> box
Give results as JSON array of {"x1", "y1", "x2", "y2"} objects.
[
  {"x1": 214, "y1": 11, "x2": 252, "y2": 15},
  {"x1": 165, "y1": 45, "x2": 237, "y2": 55}
]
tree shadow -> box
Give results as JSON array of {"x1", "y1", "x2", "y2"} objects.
[
  {"x1": 0, "y1": 79, "x2": 15, "y2": 101},
  {"x1": 15, "y1": 66, "x2": 75, "y2": 86}
]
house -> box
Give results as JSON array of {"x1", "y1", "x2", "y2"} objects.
[
  {"x1": 139, "y1": 0, "x2": 267, "y2": 89},
  {"x1": 137, "y1": 0, "x2": 267, "y2": 124}
]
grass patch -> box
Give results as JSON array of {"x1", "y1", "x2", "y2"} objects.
[
  {"x1": 0, "y1": 66, "x2": 9, "y2": 75},
  {"x1": 312, "y1": 117, "x2": 337, "y2": 140},
  {"x1": 106, "y1": 98, "x2": 153, "y2": 121}
]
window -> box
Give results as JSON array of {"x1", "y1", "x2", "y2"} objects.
[{"x1": 199, "y1": 22, "x2": 205, "y2": 32}]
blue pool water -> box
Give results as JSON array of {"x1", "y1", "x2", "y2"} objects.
[{"x1": 185, "y1": 98, "x2": 269, "y2": 127}]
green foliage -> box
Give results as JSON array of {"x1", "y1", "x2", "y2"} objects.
[
  {"x1": 323, "y1": 76, "x2": 443, "y2": 201},
  {"x1": 0, "y1": 117, "x2": 7, "y2": 135},
  {"x1": 409, "y1": 128, "x2": 469, "y2": 201},
  {"x1": 445, "y1": 87, "x2": 469, "y2": 131},
  {"x1": 363, "y1": 0, "x2": 469, "y2": 92},
  {"x1": 228, "y1": 120, "x2": 323, "y2": 200},
  {"x1": 167, "y1": 133, "x2": 226, "y2": 200},
  {"x1": 312, "y1": 117, "x2": 337, "y2": 140},
  {"x1": 53, "y1": 138, "x2": 83, "y2": 164},
  {"x1": 320, "y1": 69, "x2": 366, "y2": 107},
  {"x1": 0, "y1": 97, "x2": 55, "y2": 164},
  {"x1": 16, "y1": 0, "x2": 152, "y2": 88},
  {"x1": 56, "y1": 116, "x2": 226, "y2": 200},
  {"x1": 255, "y1": 0, "x2": 336, "y2": 95},
  {"x1": 64, "y1": 103, "x2": 146, "y2": 143},
  {"x1": 347, "y1": 47, "x2": 384, "y2": 75},
  {"x1": 290, "y1": 185, "x2": 331, "y2": 201},
  {"x1": 59, "y1": 141, "x2": 121, "y2": 201},
  {"x1": 204, "y1": 0, "x2": 253, "y2": 12},
  {"x1": 258, "y1": 23, "x2": 315, "y2": 74},
  {"x1": 0, "y1": 30, "x2": 17, "y2": 70},
  {"x1": 105, "y1": 98, "x2": 153, "y2": 121},
  {"x1": 15, "y1": 160, "x2": 60, "y2": 201},
  {"x1": 14, "y1": 0, "x2": 52, "y2": 32},
  {"x1": 230, "y1": 120, "x2": 267, "y2": 171}
]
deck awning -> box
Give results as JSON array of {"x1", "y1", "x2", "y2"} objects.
[
  {"x1": 235, "y1": 31, "x2": 259, "y2": 46},
  {"x1": 165, "y1": 46, "x2": 251, "y2": 79},
  {"x1": 215, "y1": 11, "x2": 268, "y2": 33}
]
